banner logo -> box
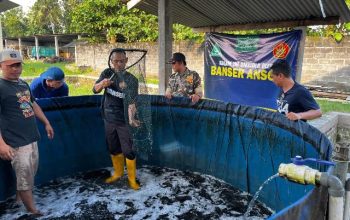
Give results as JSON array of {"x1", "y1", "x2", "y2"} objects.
[
  {"x1": 273, "y1": 42, "x2": 290, "y2": 59},
  {"x1": 235, "y1": 36, "x2": 259, "y2": 53},
  {"x1": 210, "y1": 44, "x2": 222, "y2": 57}
]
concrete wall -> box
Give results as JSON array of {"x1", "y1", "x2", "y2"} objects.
[
  {"x1": 310, "y1": 112, "x2": 350, "y2": 146},
  {"x1": 310, "y1": 112, "x2": 339, "y2": 144},
  {"x1": 65, "y1": 36, "x2": 350, "y2": 92}
]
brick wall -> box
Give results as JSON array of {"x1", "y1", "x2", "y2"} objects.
[
  {"x1": 76, "y1": 41, "x2": 204, "y2": 77},
  {"x1": 75, "y1": 36, "x2": 350, "y2": 91},
  {"x1": 302, "y1": 36, "x2": 350, "y2": 92}
]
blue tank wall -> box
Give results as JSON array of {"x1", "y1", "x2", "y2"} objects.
[
  {"x1": 0, "y1": 96, "x2": 110, "y2": 200},
  {"x1": 0, "y1": 95, "x2": 332, "y2": 219},
  {"x1": 139, "y1": 96, "x2": 331, "y2": 218}
]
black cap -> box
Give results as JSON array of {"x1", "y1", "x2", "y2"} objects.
[{"x1": 167, "y1": 52, "x2": 186, "y2": 64}]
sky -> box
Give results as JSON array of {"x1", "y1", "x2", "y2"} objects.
[{"x1": 11, "y1": 0, "x2": 36, "y2": 12}]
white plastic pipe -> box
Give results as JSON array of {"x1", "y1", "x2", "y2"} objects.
[
  {"x1": 344, "y1": 191, "x2": 350, "y2": 220},
  {"x1": 278, "y1": 164, "x2": 345, "y2": 220},
  {"x1": 344, "y1": 178, "x2": 350, "y2": 220},
  {"x1": 329, "y1": 196, "x2": 343, "y2": 220},
  {"x1": 320, "y1": 173, "x2": 344, "y2": 220}
]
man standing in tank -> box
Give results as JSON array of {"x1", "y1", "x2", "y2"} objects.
[{"x1": 93, "y1": 48, "x2": 141, "y2": 190}]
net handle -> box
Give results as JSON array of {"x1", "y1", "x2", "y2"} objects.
[{"x1": 108, "y1": 48, "x2": 148, "y2": 74}]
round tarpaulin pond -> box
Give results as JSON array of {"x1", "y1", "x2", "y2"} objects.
[{"x1": 0, "y1": 95, "x2": 332, "y2": 220}]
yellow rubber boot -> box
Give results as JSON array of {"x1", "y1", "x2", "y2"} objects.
[
  {"x1": 126, "y1": 158, "x2": 140, "y2": 190},
  {"x1": 105, "y1": 154, "x2": 124, "y2": 184}
]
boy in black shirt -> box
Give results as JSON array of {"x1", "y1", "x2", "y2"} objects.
[{"x1": 270, "y1": 60, "x2": 322, "y2": 121}]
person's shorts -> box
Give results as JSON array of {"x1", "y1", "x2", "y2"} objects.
[
  {"x1": 104, "y1": 120, "x2": 134, "y2": 158},
  {"x1": 11, "y1": 142, "x2": 39, "y2": 191}
]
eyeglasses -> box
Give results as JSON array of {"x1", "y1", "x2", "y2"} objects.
[{"x1": 111, "y1": 59, "x2": 126, "y2": 64}]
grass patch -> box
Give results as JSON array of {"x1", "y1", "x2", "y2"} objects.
[
  {"x1": 24, "y1": 77, "x2": 96, "y2": 97},
  {"x1": 145, "y1": 76, "x2": 159, "y2": 85},
  {"x1": 22, "y1": 60, "x2": 95, "y2": 77},
  {"x1": 316, "y1": 98, "x2": 350, "y2": 114},
  {"x1": 67, "y1": 81, "x2": 95, "y2": 96}
]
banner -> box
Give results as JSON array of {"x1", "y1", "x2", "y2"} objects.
[{"x1": 204, "y1": 30, "x2": 302, "y2": 109}]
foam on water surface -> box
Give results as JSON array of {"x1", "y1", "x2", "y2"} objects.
[{"x1": 0, "y1": 166, "x2": 273, "y2": 220}]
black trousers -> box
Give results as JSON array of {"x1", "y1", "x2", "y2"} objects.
[{"x1": 104, "y1": 120, "x2": 135, "y2": 160}]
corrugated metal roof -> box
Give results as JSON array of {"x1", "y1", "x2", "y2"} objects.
[
  {"x1": 5, "y1": 34, "x2": 87, "y2": 44},
  {"x1": 129, "y1": 0, "x2": 350, "y2": 30},
  {"x1": 0, "y1": 0, "x2": 19, "y2": 13}
]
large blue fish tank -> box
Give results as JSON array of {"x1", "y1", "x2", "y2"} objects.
[{"x1": 0, "y1": 95, "x2": 332, "y2": 219}]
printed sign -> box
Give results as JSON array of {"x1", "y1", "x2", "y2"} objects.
[{"x1": 204, "y1": 30, "x2": 301, "y2": 109}]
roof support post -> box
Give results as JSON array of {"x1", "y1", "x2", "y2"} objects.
[
  {"x1": 0, "y1": 17, "x2": 3, "y2": 51},
  {"x1": 158, "y1": 0, "x2": 172, "y2": 95},
  {"x1": 54, "y1": 35, "x2": 59, "y2": 57},
  {"x1": 295, "y1": 26, "x2": 306, "y2": 83},
  {"x1": 35, "y1": 36, "x2": 39, "y2": 60},
  {"x1": 18, "y1": 38, "x2": 22, "y2": 57},
  {"x1": 75, "y1": 35, "x2": 81, "y2": 65}
]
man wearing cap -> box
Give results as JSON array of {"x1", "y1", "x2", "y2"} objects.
[
  {"x1": 0, "y1": 49, "x2": 54, "y2": 216},
  {"x1": 165, "y1": 52, "x2": 203, "y2": 103},
  {"x1": 30, "y1": 66, "x2": 69, "y2": 99}
]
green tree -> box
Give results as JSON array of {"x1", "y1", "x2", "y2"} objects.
[
  {"x1": 173, "y1": 24, "x2": 204, "y2": 42},
  {"x1": 1, "y1": 7, "x2": 28, "y2": 37},
  {"x1": 61, "y1": 0, "x2": 83, "y2": 33},
  {"x1": 70, "y1": 0, "x2": 158, "y2": 42},
  {"x1": 307, "y1": 0, "x2": 350, "y2": 42},
  {"x1": 27, "y1": 0, "x2": 63, "y2": 35}
]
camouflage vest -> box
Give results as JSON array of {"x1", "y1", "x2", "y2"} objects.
[{"x1": 167, "y1": 68, "x2": 201, "y2": 97}]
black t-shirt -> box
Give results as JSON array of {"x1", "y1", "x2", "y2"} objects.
[
  {"x1": 0, "y1": 79, "x2": 40, "y2": 147},
  {"x1": 277, "y1": 82, "x2": 319, "y2": 120},
  {"x1": 93, "y1": 69, "x2": 138, "y2": 123}
]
